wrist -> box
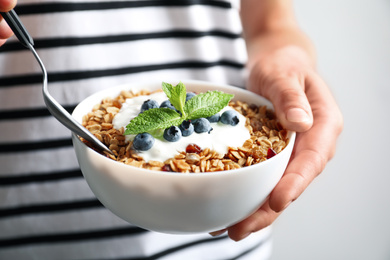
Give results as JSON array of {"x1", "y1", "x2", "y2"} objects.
[{"x1": 245, "y1": 28, "x2": 317, "y2": 70}]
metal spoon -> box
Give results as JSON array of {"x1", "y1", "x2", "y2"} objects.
[{"x1": 1, "y1": 10, "x2": 114, "y2": 155}]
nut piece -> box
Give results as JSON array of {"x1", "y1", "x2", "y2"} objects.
[{"x1": 186, "y1": 153, "x2": 200, "y2": 164}]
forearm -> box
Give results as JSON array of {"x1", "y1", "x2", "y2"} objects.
[{"x1": 240, "y1": 0, "x2": 316, "y2": 68}]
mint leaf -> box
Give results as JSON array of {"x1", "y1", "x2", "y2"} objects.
[
  {"x1": 162, "y1": 82, "x2": 187, "y2": 117},
  {"x1": 184, "y1": 91, "x2": 234, "y2": 120},
  {"x1": 124, "y1": 108, "x2": 183, "y2": 135},
  {"x1": 161, "y1": 82, "x2": 174, "y2": 99},
  {"x1": 124, "y1": 83, "x2": 235, "y2": 136}
]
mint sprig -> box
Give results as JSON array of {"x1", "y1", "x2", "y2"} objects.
[
  {"x1": 124, "y1": 82, "x2": 234, "y2": 135},
  {"x1": 162, "y1": 82, "x2": 187, "y2": 117}
]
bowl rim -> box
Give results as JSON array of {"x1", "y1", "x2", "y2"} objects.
[{"x1": 72, "y1": 79, "x2": 296, "y2": 177}]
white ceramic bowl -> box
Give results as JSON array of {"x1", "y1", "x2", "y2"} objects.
[{"x1": 72, "y1": 80, "x2": 295, "y2": 234}]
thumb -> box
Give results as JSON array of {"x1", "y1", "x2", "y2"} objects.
[{"x1": 248, "y1": 75, "x2": 313, "y2": 132}]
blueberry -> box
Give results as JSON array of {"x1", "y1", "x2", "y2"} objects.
[
  {"x1": 160, "y1": 99, "x2": 182, "y2": 115},
  {"x1": 163, "y1": 126, "x2": 182, "y2": 142},
  {"x1": 140, "y1": 99, "x2": 159, "y2": 113},
  {"x1": 185, "y1": 92, "x2": 196, "y2": 102},
  {"x1": 190, "y1": 118, "x2": 199, "y2": 124},
  {"x1": 220, "y1": 110, "x2": 240, "y2": 126},
  {"x1": 132, "y1": 133, "x2": 155, "y2": 151},
  {"x1": 193, "y1": 118, "x2": 213, "y2": 134},
  {"x1": 160, "y1": 100, "x2": 176, "y2": 110},
  {"x1": 206, "y1": 113, "x2": 220, "y2": 123},
  {"x1": 179, "y1": 120, "x2": 194, "y2": 136}
]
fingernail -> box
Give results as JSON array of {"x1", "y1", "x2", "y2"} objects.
[
  {"x1": 237, "y1": 232, "x2": 251, "y2": 241},
  {"x1": 281, "y1": 200, "x2": 292, "y2": 211},
  {"x1": 287, "y1": 108, "x2": 310, "y2": 123},
  {"x1": 209, "y1": 229, "x2": 227, "y2": 237}
]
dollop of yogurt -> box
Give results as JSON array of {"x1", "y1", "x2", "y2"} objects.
[{"x1": 112, "y1": 92, "x2": 250, "y2": 162}]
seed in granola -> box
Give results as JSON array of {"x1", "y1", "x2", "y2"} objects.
[
  {"x1": 106, "y1": 107, "x2": 120, "y2": 114},
  {"x1": 174, "y1": 160, "x2": 191, "y2": 172},
  {"x1": 238, "y1": 158, "x2": 246, "y2": 166},
  {"x1": 250, "y1": 147, "x2": 266, "y2": 160},
  {"x1": 86, "y1": 124, "x2": 102, "y2": 134}
]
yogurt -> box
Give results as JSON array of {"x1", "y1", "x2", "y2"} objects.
[{"x1": 112, "y1": 92, "x2": 250, "y2": 162}]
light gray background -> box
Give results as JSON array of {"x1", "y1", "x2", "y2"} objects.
[{"x1": 271, "y1": 1, "x2": 390, "y2": 259}]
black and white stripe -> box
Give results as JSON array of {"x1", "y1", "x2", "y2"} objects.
[
  {"x1": 15, "y1": 0, "x2": 232, "y2": 15},
  {"x1": 0, "y1": 1, "x2": 272, "y2": 259}
]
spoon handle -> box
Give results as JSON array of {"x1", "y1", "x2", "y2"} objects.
[
  {"x1": 1, "y1": 9, "x2": 34, "y2": 48},
  {"x1": 1, "y1": 9, "x2": 114, "y2": 155}
]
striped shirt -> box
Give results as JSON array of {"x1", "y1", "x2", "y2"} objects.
[{"x1": 0, "y1": 1, "x2": 272, "y2": 259}]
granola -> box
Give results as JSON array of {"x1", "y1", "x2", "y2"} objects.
[{"x1": 81, "y1": 89, "x2": 289, "y2": 173}]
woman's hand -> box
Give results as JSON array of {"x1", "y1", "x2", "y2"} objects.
[
  {"x1": 230, "y1": 45, "x2": 343, "y2": 241},
  {"x1": 211, "y1": 45, "x2": 343, "y2": 241},
  {"x1": 0, "y1": 0, "x2": 17, "y2": 46},
  {"x1": 210, "y1": 0, "x2": 344, "y2": 242}
]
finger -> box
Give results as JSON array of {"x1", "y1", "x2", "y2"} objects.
[
  {"x1": 226, "y1": 200, "x2": 281, "y2": 242},
  {"x1": 0, "y1": 17, "x2": 13, "y2": 39},
  {"x1": 0, "y1": 0, "x2": 17, "y2": 41},
  {"x1": 248, "y1": 69, "x2": 313, "y2": 132},
  {"x1": 271, "y1": 77, "x2": 313, "y2": 131},
  {"x1": 0, "y1": 0, "x2": 17, "y2": 12},
  {"x1": 269, "y1": 74, "x2": 343, "y2": 212},
  {"x1": 269, "y1": 136, "x2": 327, "y2": 212}
]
